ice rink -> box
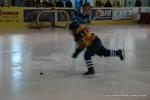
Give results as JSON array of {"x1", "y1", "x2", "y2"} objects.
[{"x1": 0, "y1": 25, "x2": 150, "y2": 100}]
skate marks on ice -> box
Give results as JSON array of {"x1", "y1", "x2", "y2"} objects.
[
  {"x1": 33, "y1": 53, "x2": 120, "y2": 78},
  {"x1": 32, "y1": 53, "x2": 84, "y2": 78},
  {"x1": 32, "y1": 53, "x2": 98, "y2": 79},
  {"x1": 94, "y1": 60, "x2": 120, "y2": 74}
]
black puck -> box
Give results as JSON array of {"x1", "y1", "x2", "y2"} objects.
[{"x1": 40, "y1": 72, "x2": 44, "y2": 75}]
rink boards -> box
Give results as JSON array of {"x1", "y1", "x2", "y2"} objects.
[{"x1": 0, "y1": 7, "x2": 150, "y2": 28}]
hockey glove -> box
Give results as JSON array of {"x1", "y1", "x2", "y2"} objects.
[{"x1": 72, "y1": 48, "x2": 84, "y2": 58}]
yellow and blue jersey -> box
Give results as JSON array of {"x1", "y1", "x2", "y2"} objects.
[{"x1": 75, "y1": 27, "x2": 99, "y2": 49}]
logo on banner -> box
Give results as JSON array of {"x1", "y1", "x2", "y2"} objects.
[
  {"x1": 113, "y1": 10, "x2": 122, "y2": 20},
  {"x1": 0, "y1": 10, "x2": 19, "y2": 16},
  {"x1": 123, "y1": 10, "x2": 133, "y2": 19},
  {"x1": 0, "y1": 9, "x2": 20, "y2": 23},
  {"x1": 95, "y1": 9, "x2": 112, "y2": 20}
]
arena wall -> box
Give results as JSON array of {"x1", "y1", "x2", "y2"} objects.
[{"x1": 0, "y1": 7, "x2": 150, "y2": 28}]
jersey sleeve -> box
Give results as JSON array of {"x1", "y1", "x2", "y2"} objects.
[{"x1": 76, "y1": 41, "x2": 86, "y2": 49}]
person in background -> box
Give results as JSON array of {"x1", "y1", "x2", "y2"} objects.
[
  {"x1": 113, "y1": 0, "x2": 122, "y2": 7},
  {"x1": 48, "y1": 1, "x2": 54, "y2": 7},
  {"x1": 83, "y1": 0, "x2": 92, "y2": 23},
  {"x1": 56, "y1": 0, "x2": 64, "y2": 7},
  {"x1": 78, "y1": 0, "x2": 84, "y2": 16},
  {"x1": 104, "y1": 0, "x2": 112, "y2": 7},
  {"x1": 11, "y1": 0, "x2": 15, "y2": 6},
  {"x1": 76, "y1": 0, "x2": 92, "y2": 23},
  {"x1": 95, "y1": 0, "x2": 104, "y2": 7},
  {"x1": 42, "y1": 0, "x2": 49, "y2": 7},
  {"x1": 0, "y1": 0, "x2": 5, "y2": 7},
  {"x1": 135, "y1": 0, "x2": 142, "y2": 7},
  {"x1": 79, "y1": 0, "x2": 83, "y2": 7},
  {"x1": 65, "y1": 0, "x2": 73, "y2": 20},
  {"x1": 83, "y1": 0, "x2": 91, "y2": 8},
  {"x1": 65, "y1": 0, "x2": 72, "y2": 7},
  {"x1": 34, "y1": 0, "x2": 41, "y2": 7}
]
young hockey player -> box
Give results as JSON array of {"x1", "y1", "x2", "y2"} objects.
[{"x1": 69, "y1": 21, "x2": 125, "y2": 75}]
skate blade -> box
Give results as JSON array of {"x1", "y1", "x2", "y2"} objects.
[
  {"x1": 122, "y1": 48, "x2": 125, "y2": 60},
  {"x1": 83, "y1": 74, "x2": 96, "y2": 78}
]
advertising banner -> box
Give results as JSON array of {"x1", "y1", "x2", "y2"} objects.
[
  {"x1": 141, "y1": 7, "x2": 150, "y2": 13},
  {"x1": 95, "y1": 9, "x2": 112, "y2": 20},
  {"x1": 123, "y1": 9, "x2": 133, "y2": 20},
  {"x1": 24, "y1": 9, "x2": 44, "y2": 22},
  {"x1": 113, "y1": 10, "x2": 123, "y2": 20},
  {"x1": 113, "y1": 9, "x2": 133, "y2": 20},
  {"x1": 24, "y1": 9, "x2": 70, "y2": 23},
  {"x1": 0, "y1": 7, "x2": 23, "y2": 25}
]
